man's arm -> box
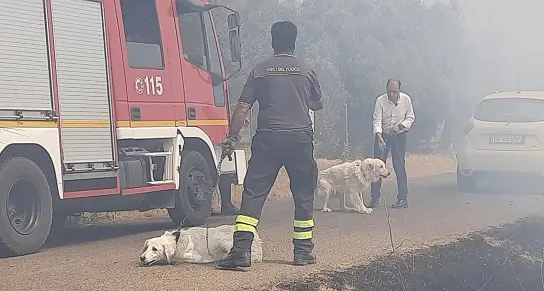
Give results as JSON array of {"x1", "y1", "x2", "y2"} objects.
[
  {"x1": 227, "y1": 71, "x2": 256, "y2": 139},
  {"x1": 372, "y1": 97, "x2": 383, "y2": 135},
  {"x1": 399, "y1": 95, "x2": 415, "y2": 131},
  {"x1": 308, "y1": 70, "x2": 324, "y2": 111}
]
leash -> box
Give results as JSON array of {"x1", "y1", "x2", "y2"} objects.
[
  {"x1": 173, "y1": 151, "x2": 230, "y2": 265},
  {"x1": 205, "y1": 153, "x2": 230, "y2": 262},
  {"x1": 381, "y1": 133, "x2": 397, "y2": 254}
]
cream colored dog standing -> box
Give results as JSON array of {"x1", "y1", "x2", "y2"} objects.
[
  {"x1": 315, "y1": 158, "x2": 391, "y2": 214},
  {"x1": 139, "y1": 225, "x2": 263, "y2": 266}
]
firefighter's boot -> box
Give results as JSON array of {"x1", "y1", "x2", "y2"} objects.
[
  {"x1": 293, "y1": 239, "x2": 316, "y2": 266},
  {"x1": 217, "y1": 231, "x2": 253, "y2": 270}
]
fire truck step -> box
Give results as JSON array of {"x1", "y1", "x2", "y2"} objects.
[
  {"x1": 136, "y1": 152, "x2": 172, "y2": 157},
  {"x1": 147, "y1": 180, "x2": 175, "y2": 185}
]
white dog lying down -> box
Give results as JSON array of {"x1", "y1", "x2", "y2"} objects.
[
  {"x1": 139, "y1": 225, "x2": 263, "y2": 266},
  {"x1": 315, "y1": 158, "x2": 391, "y2": 214}
]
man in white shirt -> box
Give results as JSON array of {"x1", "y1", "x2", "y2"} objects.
[{"x1": 369, "y1": 79, "x2": 415, "y2": 209}]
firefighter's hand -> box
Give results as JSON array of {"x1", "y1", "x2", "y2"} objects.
[{"x1": 220, "y1": 135, "x2": 239, "y2": 160}]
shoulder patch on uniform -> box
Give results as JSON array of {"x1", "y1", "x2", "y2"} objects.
[{"x1": 265, "y1": 66, "x2": 301, "y2": 73}]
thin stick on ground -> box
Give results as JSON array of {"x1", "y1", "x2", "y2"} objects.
[
  {"x1": 508, "y1": 252, "x2": 525, "y2": 291},
  {"x1": 385, "y1": 196, "x2": 395, "y2": 254},
  {"x1": 477, "y1": 276, "x2": 493, "y2": 291},
  {"x1": 540, "y1": 251, "x2": 544, "y2": 290}
]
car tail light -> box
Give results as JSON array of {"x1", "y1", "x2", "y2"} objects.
[{"x1": 463, "y1": 119, "x2": 474, "y2": 135}]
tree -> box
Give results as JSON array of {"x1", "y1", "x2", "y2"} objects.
[{"x1": 212, "y1": 0, "x2": 466, "y2": 157}]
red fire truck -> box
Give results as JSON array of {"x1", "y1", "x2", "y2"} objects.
[{"x1": 0, "y1": 0, "x2": 247, "y2": 257}]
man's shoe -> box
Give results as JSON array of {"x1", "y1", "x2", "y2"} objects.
[
  {"x1": 293, "y1": 252, "x2": 317, "y2": 266},
  {"x1": 368, "y1": 198, "x2": 379, "y2": 208},
  {"x1": 391, "y1": 199, "x2": 408, "y2": 209},
  {"x1": 221, "y1": 203, "x2": 240, "y2": 216},
  {"x1": 216, "y1": 251, "x2": 251, "y2": 270}
]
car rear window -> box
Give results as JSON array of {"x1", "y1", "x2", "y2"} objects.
[{"x1": 474, "y1": 98, "x2": 544, "y2": 122}]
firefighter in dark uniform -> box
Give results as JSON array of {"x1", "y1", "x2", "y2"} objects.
[{"x1": 217, "y1": 20, "x2": 324, "y2": 270}]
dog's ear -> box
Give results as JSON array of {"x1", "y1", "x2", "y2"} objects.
[
  {"x1": 141, "y1": 239, "x2": 149, "y2": 254},
  {"x1": 366, "y1": 161, "x2": 375, "y2": 172},
  {"x1": 163, "y1": 242, "x2": 176, "y2": 265}
]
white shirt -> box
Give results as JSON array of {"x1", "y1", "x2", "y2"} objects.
[{"x1": 373, "y1": 92, "x2": 415, "y2": 134}]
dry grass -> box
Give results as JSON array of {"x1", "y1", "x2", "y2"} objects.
[
  {"x1": 234, "y1": 153, "x2": 456, "y2": 202},
  {"x1": 74, "y1": 154, "x2": 456, "y2": 223},
  {"x1": 275, "y1": 217, "x2": 544, "y2": 291}
]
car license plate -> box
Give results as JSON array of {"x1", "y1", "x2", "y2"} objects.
[{"x1": 489, "y1": 135, "x2": 524, "y2": 145}]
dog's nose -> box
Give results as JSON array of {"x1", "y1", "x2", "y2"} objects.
[{"x1": 140, "y1": 256, "x2": 145, "y2": 262}]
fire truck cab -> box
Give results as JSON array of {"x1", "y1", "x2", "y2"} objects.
[{"x1": 0, "y1": 0, "x2": 246, "y2": 256}]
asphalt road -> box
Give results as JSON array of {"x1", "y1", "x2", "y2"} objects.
[{"x1": 2, "y1": 173, "x2": 544, "y2": 291}]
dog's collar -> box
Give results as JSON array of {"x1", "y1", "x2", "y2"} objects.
[{"x1": 173, "y1": 231, "x2": 181, "y2": 243}]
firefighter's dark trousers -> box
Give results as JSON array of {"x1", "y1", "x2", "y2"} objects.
[{"x1": 232, "y1": 131, "x2": 318, "y2": 254}]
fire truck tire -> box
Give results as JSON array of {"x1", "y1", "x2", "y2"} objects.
[
  {"x1": 50, "y1": 212, "x2": 67, "y2": 233},
  {"x1": 168, "y1": 150, "x2": 213, "y2": 227},
  {"x1": 0, "y1": 157, "x2": 53, "y2": 257}
]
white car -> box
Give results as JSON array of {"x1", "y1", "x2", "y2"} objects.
[{"x1": 455, "y1": 91, "x2": 544, "y2": 191}]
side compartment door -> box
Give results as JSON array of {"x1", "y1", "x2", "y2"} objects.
[
  {"x1": 174, "y1": 9, "x2": 228, "y2": 144},
  {"x1": 118, "y1": 0, "x2": 175, "y2": 128},
  {"x1": 51, "y1": 0, "x2": 115, "y2": 169}
]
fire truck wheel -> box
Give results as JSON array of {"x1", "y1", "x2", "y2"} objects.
[
  {"x1": 0, "y1": 157, "x2": 53, "y2": 257},
  {"x1": 50, "y1": 212, "x2": 67, "y2": 233},
  {"x1": 168, "y1": 150, "x2": 214, "y2": 226}
]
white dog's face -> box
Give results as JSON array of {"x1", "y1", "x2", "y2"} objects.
[
  {"x1": 139, "y1": 231, "x2": 178, "y2": 266},
  {"x1": 363, "y1": 158, "x2": 391, "y2": 182}
]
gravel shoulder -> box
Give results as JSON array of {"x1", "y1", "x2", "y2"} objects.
[{"x1": 2, "y1": 173, "x2": 544, "y2": 291}]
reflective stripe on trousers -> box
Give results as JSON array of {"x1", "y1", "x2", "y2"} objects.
[{"x1": 293, "y1": 219, "x2": 314, "y2": 240}]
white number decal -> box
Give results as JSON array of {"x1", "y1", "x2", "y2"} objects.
[
  {"x1": 155, "y1": 76, "x2": 163, "y2": 96},
  {"x1": 136, "y1": 76, "x2": 164, "y2": 96}
]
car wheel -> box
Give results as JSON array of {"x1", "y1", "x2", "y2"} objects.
[
  {"x1": 457, "y1": 166, "x2": 477, "y2": 192},
  {"x1": 0, "y1": 157, "x2": 53, "y2": 257},
  {"x1": 168, "y1": 150, "x2": 214, "y2": 227}
]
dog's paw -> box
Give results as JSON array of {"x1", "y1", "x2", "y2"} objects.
[
  {"x1": 360, "y1": 208, "x2": 373, "y2": 214},
  {"x1": 321, "y1": 207, "x2": 332, "y2": 213}
]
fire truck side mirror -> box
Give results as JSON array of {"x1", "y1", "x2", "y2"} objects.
[
  {"x1": 227, "y1": 13, "x2": 240, "y2": 30},
  {"x1": 229, "y1": 30, "x2": 241, "y2": 63}
]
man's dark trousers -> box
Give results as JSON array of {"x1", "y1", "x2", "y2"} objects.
[
  {"x1": 371, "y1": 132, "x2": 408, "y2": 201},
  {"x1": 231, "y1": 131, "x2": 318, "y2": 255}
]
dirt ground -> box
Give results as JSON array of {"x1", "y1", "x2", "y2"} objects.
[
  {"x1": 6, "y1": 173, "x2": 544, "y2": 291},
  {"x1": 6, "y1": 171, "x2": 544, "y2": 291},
  {"x1": 78, "y1": 154, "x2": 456, "y2": 223},
  {"x1": 275, "y1": 216, "x2": 544, "y2": 291}
]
